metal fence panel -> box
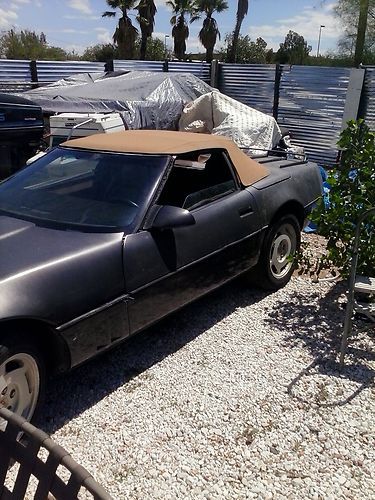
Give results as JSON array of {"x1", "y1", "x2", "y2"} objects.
[
  {"x1": 168, "y1": 61, "x2": 211, "y2": 82},
  {"x1": 218, "y1": 64, "x2": 276, "y2": 115},
  {"x1": 0, "y1": 58, "x2": 357, "y2": 166},
  {"x1": 36, "y1": 60, "x2": 105, "y2": 83},
  {"x1": 0, "y1": 60, "x2": 32, "y2": 93},
  {"x1": 0, "y1": 59, "x2": 31, "y2": 80},
  {"x1": 114, "y1": 60, "x2": 211, "y2": 81},
  {"x1": 114, "y1": 60, "x2": 165, "y2": 72},
  {"x1": 278, "y1": 65, "x2": 351, "y2": 166},
  {"x1": 363, "y1": 66, "x2": 375, "y2": 130}
]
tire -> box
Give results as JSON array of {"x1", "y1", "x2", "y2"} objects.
[
  {"x1": 249, "y1": 214, "x2": 301, "y2": 290},
  {"x1": 0, "y1": 333, "x2": 45, "y2": 429}
]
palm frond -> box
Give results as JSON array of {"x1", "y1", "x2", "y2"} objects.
[
  {"x1": 190, "y1": 14, "x2": 200, "y2": 23},
  {"x1": 106, "y1": 0, "x2": 121, "y2": 8},
  {"x1": 166, "y1": 1, "x2": 178, "y2": 13},
  {"x1": 102, "y1": 10, "x2": 117, "y2": 17}
]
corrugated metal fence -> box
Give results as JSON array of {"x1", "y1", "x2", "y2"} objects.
[
  {"x1": 168, "y1": 61, "x2": 211, "y2": 83},
  {"x1": 113, "y1": 60, "x2": 211, "y2": 82},
  {"x1": 0, "y1": 59, "x2": 34, "y2": 92},
  {"x1": 36, "y1": 60, "x2": 105, "y2": 83},
  {"x1": 277, "y1": 66, "x2": 351, "y2": 165},
  {"x1": 218, "y1": 64, "x2": 276, "y2": 115},
  {"x1": 113, "y1": 60, "x2": 164, "y2": 73},
  {"x1": 216, "y1": 63, "x2": 352, "y2": 164},
  {"x1": 363, "y1": 66, "x2": 375, "y2": 130},
  {"x1": 1, "y1": 58, "x2": 374, "y2": 165}
]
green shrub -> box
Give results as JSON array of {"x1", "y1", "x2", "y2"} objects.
[{"x1": 311, "y1": 120, "x2": 375, "y2": 278}]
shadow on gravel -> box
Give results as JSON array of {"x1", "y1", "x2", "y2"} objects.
[
  {"x1": 264, "y1": 280, "x2": 375, "y2": 407},
  {"x1": 286, "y1": 357, "x2": 374, "y2": 407},
  {"x1": 38, "y1": 279, "x2": 267, "y2": 435}
]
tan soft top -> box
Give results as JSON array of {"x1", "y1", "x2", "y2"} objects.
[{"x1": 63, "y1": 130, "x2": 268, "y2": 186}]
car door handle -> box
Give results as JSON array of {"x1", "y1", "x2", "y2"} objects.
[{"x1": 238, "y1": 206, "x2": 253, "y2": 217}]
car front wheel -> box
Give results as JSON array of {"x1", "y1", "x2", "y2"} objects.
[
  {"x1": 0, "y1": 334, "x2": 45, "y2": 429},
  {"x1": 250, "y1": 214, "x2": 301, "y2": 290}
]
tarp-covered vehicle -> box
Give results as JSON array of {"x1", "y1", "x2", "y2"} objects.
[
  {"x1": 21, "y1": 71, "x2": 212, "y2": 131},
  {"x1": 20, "y1": 71, "x2": 290, "y2": 154}
]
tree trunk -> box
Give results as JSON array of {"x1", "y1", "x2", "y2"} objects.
[
  {"x1": 140, "y1": 33, "x2": 148, "y2": 60},
  {"x1": 228, "y1": 19, "x2": 242, "y2": 63},
  {"x1": 354, "y1": 0, "x2": 370, "y2": 66},
  {"x1": 206, "y1": 45, "x2": 214, "y2": 63}
]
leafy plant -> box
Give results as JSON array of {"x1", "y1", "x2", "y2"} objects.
[
  {"x1": 220, "y1": 34, "x2": 269, "y2": 64},
  {"x1": 311, "y1": 120, "x2": 375, "y2": 278}
]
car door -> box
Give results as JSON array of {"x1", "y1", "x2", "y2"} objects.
[{"x1": 123, "y1": 149, "x2": 265, "y2": 334}]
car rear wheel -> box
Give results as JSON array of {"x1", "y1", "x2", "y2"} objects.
[
  {"x1": 0, "y1": 335, "x2": 45, "y2": 430},
  {"x1": 249, "y1": 214, "x2": 301, "y2": 290}
]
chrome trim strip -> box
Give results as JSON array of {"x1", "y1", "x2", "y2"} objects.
[{"x1": 57, "y1": 293, "x2": 132, "y2": 331}]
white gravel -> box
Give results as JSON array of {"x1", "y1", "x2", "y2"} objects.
[{"x1": 36, "y1": 275, "x2": 375, "y2": 499}]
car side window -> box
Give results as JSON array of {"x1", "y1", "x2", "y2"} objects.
[{"x1": 157, "y1": 149, "x2": 237, "y2": 211}]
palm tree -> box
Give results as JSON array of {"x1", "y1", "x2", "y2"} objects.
[
  {"x1": 228, "y1": 0, "x2": 248, "y2": 63},
  {"x1": 136, "y1": 0, "x2": 157, "y2": 60},
  {"x1": 196, "y1": 0, "x2": 228, "y2": 62},
  {"x1": 102, "y1": 0, "x2": 138, "y2": 59},
  {"x1": 167, "y1": 0, "x2": 197, "y2": 60}
]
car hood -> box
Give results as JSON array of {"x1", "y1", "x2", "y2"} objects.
[{"x1": 0, "y1": 215, "x2": 125, "y2": 324}]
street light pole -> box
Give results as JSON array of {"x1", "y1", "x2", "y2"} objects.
[
  {"x1": 317, "y1": 25, "x2": 325, "y2": 57},
  {"x1": 164, "y1": 34, "x2": 170, "y2": 59}
]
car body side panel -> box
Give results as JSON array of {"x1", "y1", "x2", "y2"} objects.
[
  {"x1": 250, "y1": 161, "x2": 322, "y2": 221},
  {"x1": 0, "y1": 216, "x2": 128, "y2": 367},
  {"x1": 124, "y1": 190, "x2": 265, "y2": 333},
  {"x1": 58, "y1": 299, "x2": 130, "y2": 367}
]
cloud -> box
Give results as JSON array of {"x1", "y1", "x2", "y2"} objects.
[
  {"x1": 55, "y1": 28, "x2": 90, "y2": 35},
  {"x1": 62, "y1": 43, "x2": 87, "y2": 56},
  {"x1": 11, "y1": 0, "x2": 30, "y2": 6},
  {"x1": 0, "y1": 8, "x2": 18, "y2": 28},
  {"x1": 63, "y1": 14, "x2": 99, "y2": 20},
  {"x1": 247, "y1": 3, "x2": 342, "y2": 52},
  {"x1": 95, "y1": 27, "x2": 112, "y2": 44},
  {"x1": 67, "y1": 0, "x2": 92, "y2": 15},
  {"x1": 154, "y1": 0, "x2": 167, "y2": 9},
  {"x1": 187, "y1": 37, "x2": 203, "y2": 53}
]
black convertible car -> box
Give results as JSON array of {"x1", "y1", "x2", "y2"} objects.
[{"x1": 0, "y1": 130, "x2": 322, "y2": 423}]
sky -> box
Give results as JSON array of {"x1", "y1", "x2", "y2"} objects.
[{"x1": 0, "y1": 0, "x2": 344, "y2": 56}]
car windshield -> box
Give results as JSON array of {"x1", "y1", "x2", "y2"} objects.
[{"x1": 0, "y1": 147, "x2": 169, "y2": 231}]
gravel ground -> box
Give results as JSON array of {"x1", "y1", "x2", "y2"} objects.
[
  {"x1": 6, "y1": 240, "x2": 374, "y2": 499},
  {"x1": 23, "y1": 267, "x2": 373, "y2": 500}
]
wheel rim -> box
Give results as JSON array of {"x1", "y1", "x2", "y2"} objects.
[
  {"x1": 0, "y1": 353, "x2": 40, "y2": 429},
  {"x1": 269, "y1": 223, "x2": 297, "y2": 279}
]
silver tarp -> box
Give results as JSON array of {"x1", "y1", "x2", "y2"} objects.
[
  {"x1": 179, "y1": 91, "x2": 282, "y2": 152},
  {"x1": 21, "y1": 71, "x2": 285, "y2": 152},
  {"x1": 21, "y1": 71, "x2": 213, "y2": 130}
]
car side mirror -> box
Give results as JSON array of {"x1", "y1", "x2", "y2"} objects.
[{"x1": 148, "y1": 205, "x2": 195, "y2": 231}]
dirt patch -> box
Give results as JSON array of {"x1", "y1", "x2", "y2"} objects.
[{"x1": 297, "y1": 232, "x2": 340, "y2": 281}]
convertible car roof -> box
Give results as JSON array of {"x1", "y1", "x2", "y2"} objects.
[{"x1": 63, "y1": 130, "x2": 269, "y2": 186}]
